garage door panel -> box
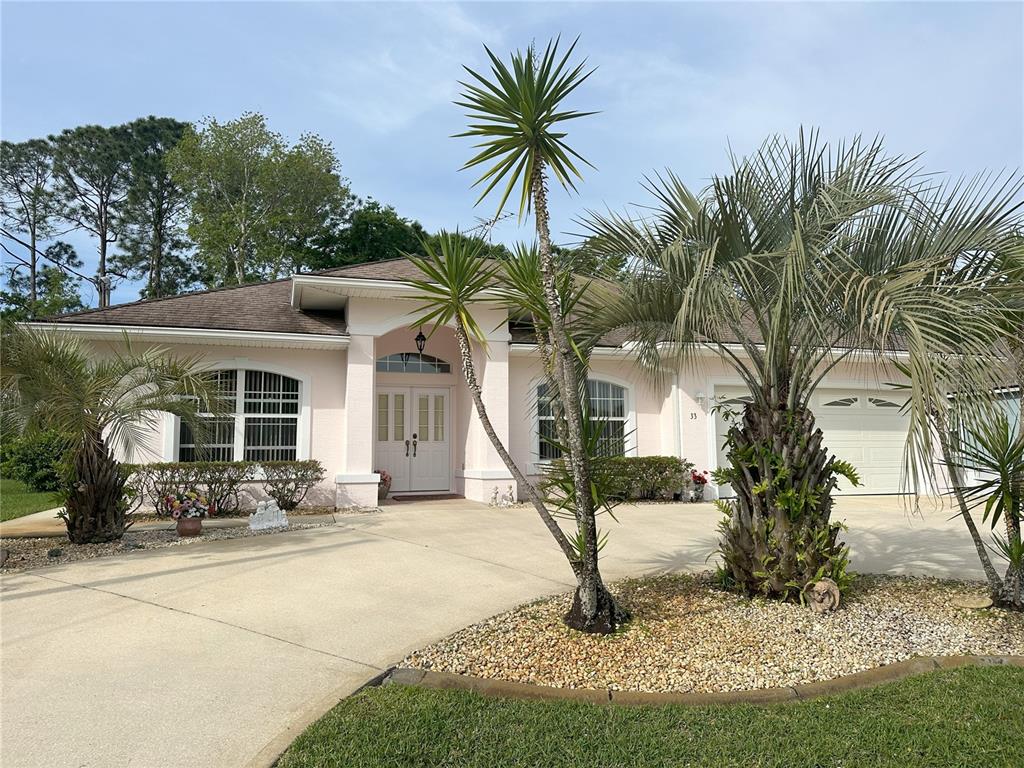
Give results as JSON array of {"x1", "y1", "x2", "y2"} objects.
[{"x1": 713, "y1": 387, "x2": 909, "y2": 496}]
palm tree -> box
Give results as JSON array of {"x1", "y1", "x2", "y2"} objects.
[
  {"x1": 407, "y1": 233, "x2": 627, "y2": 632},
  {"x1": 2, "y1": 326, "x2": 222, "y2": 544},
  {"x1": 446, "y1": 37, "x2": 626, "y2": 632},
  {"x1": 582, "y1": 131, "x2": 1023, "y2": 601},
  {"x1": 934, "y1": 231, "x2": 1024, "y2": 608}
]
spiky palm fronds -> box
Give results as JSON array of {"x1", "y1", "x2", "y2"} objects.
[{"x1": 456, "y1": 36, "x2": 596, "y2": 217}]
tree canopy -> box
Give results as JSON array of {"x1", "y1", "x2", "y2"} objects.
[{"x1": 167, "y1": 112, "x2": 353, "y2": 286}]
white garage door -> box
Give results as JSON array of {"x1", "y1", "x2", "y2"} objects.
[{"x1": 713, "y1": 386, "x2": 910, "y2": 496}]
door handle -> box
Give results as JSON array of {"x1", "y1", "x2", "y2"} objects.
[
  {"x1": 412, "y1": 439, "x2": 418, "y2": 457},
  {"x1": 404, "y1": 439, "x2": 410, "y2": 457}
]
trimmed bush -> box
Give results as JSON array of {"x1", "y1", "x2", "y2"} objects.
[
  {"x1": 542, "y1": 456, "x2": 695, "y2": 502},
  {"x1": 202, "y1": 462, "x2": 257, "y2": 515},
  {"x1": 600, "y1": 456, "x2": 694, "y2": 500},
  {"x1": 260, "y1": 460, "x2": 327, "y2": 510},
  {"x1": 126, "y1": 460, "x2": 326, "y2": 515},
  {"x1": 1, "y1": 431, "x2": 70, "y2": 492},
  {"x1": 129, "y1": 461, "x2": 256, "y2": 516}
]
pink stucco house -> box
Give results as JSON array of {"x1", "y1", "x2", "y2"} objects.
[{"x1": 35, "y1": 258, "x2": 921, "y2": 506}]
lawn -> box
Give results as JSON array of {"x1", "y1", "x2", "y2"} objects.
[
  {"x1": 279, "y1": 667, "x2": 1024, "y2": 768},
  {"x1": 0, "y1": 478, "x2": 60, "y2": 522}
]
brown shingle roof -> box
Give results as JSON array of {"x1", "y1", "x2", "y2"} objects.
[
  {"x1": 45, "y1": 278, "x2": 348, "y2": 336},
  {"x1": 305, "y1": 258, "x2": 445, "y2": 282}
]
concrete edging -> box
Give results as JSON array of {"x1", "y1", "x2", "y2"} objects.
[{"x1": 381, "y1": 655, "x2": 1024, "y2": 706}]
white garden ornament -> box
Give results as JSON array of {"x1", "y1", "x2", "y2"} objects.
[{"x1": 249, "y1": 500, "x2": 289, "y2": 531}]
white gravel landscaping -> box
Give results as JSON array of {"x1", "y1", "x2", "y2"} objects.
[{"x1": 404, "y1": 572, "x2": 1024, "y2": 693}]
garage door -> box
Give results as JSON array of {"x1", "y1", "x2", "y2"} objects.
[{"x1": 713, "y1": 386, "x2": 910, "y2": 496}]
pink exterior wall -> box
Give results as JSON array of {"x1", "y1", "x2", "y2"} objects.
[
  {"x1": 79, "y1": 294, "x2": 934, "y2": 509},
  {"x1": 87, "y1": 337, "x2": 347, "y2": 507},
  {"x1": 507, "y1": 351, "x2": 675, "y2": 489}
]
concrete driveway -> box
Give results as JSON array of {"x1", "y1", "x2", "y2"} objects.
[{"x1": 0, "y1": 496, "x2": 981, "y2": 767}]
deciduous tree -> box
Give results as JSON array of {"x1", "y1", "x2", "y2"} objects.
[{"x1": 167, "y1": 113, "x2": 351, "y2": 286}]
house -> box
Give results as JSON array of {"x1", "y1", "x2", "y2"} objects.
[{"x1": 33, "y1": 257, "x2": 926, "y2": 506}]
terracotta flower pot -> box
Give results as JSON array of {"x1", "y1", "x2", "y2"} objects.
[{"x1": 176, "y1": 517, "x2": 202, "y2": 537}]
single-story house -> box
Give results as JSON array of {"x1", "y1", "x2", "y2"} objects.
[{"x1": 33, "y1": 257, "x2": 939, "y2": 507}]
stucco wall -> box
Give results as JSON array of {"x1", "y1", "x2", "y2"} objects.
[
  {"x1": 507, "y1": 351, "x2": 675, "y2": 485},
  {"x1": 86, "y1": 337, "x2": 347, "y2": 506}
]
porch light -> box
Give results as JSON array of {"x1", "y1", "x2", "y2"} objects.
[{"x1": 415, "y1": 329, "x2": 427, "y2": 354}]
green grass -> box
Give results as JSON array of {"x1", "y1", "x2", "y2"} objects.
[
  {"x1": 279, "y1": 667, "x2": 1024, "y2": 768},
  {"x1": 0, "y1": 478, "x2": 60, "y2": 522}
]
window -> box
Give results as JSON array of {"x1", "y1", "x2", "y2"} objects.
[
  {"x1": 376, "y1": 353, "x2": 451, "y2": 373},
  {"x1": 177, "y1": 369, "x2": 301, "y2": 462},
  {"x1": 823, "y1": 397, "x2": 859, "y2": 408},
  {"x1": 537, "y1": 380, "x2": 627, "y2": 460},
  {"x1": 868, "y1": 397, "x2": 902, "y2": 409}
]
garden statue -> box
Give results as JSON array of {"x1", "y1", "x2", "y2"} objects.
[
  {"x1": 807, "y1": 578, "x2": 841, "y2": 614},
  {"x1": 249, "y1": 500, "x2": 288, "y2": 531}
]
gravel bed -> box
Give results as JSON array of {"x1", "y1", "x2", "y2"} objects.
[
  {"x1": 404, "y1": 573, "x2": 1024, "y2": 693},
  {"x1": 0, "y1": 521, "x2": 333, "y2": 573}
]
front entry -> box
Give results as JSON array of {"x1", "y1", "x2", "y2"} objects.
[{"x1": 376, "y1": 387, "x2": 451, "y2": 493}]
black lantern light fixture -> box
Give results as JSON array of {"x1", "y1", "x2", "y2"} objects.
[{"x1": 414, "y1": 329, "x2": 427, "y2": 354}]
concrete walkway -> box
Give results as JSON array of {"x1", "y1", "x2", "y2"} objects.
[{"x1": 0, "y1": 496, "x2": 981, "y2": 768}]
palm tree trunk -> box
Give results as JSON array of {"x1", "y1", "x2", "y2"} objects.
[
  {"x1": 936, "y1": 411, "x2": 1005, "y2": 596},
  {"x1": 530, "y1": 160, "x2": 625, "y2": 632},
  {"x1": 60, "y1": 430, "x2": 129, "y2": 544},
  {"x1": 451, "y1": 316, "x2": 579, "y2": 566},
  {"x1": 719, "y1": 400, "x2": 847, "y2": 600}
]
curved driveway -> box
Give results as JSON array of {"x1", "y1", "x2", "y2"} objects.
[{"x1": 1, "y1": 497, "x2": 980, "y2": 767}]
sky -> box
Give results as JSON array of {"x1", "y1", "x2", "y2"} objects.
[{"x1": 2, "y1": 0, "x2": 1022, "y2": 307}]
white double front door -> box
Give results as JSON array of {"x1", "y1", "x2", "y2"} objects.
[{"x1": 376, "y1": 387, "x2": 450, "y2": 493}]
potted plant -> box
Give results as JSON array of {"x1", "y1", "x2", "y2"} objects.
[
  {"x1": 690, "y1": 470, "x2": 710, "y2": 502},
  {"x1": 166, "y1": 491, "x2": 213, "y2": 537},
  {"x1": 376, "y1": 469, "x2": 392, "y2": 502}
]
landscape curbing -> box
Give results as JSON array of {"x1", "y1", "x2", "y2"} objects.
[{"x1": 380, "y1": 655, "x2": 1024, "y2": 706}]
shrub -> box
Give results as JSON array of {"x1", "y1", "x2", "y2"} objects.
[
  {"x1": 544, "y1": 456, "x2": 694, "y2": 501},
  {"x1": 129, "y1": 462, "x2": 255, "y2": 516},
  {"x1": 596, "y1": 456, "x2": 694, "y2": 500},
  {"x1": 126, "y1": 460, "x2": 326, "y2": 515},
  {"x1": 260, "y1": 460, "x2": 326, "y2": 510},
  {"x1": 201, "y1": 462, "x2": 257, "y2": 515},
  {"x1": 1, "y1": 430, "x2": 70, "y2": 492}
]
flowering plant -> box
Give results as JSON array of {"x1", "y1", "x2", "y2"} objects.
[
  {"x1": 164, "y1": 490, "x2": 213, "y2": 519},
  {"x1": 691, "y1": 469, "x2": 710, "y2": 487},
  {"x1": 376, "y1": 469, "x2": 392, "y2": 487}
]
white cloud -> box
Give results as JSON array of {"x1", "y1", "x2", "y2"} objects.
[{"x1": 312, "y1": 2, "x2": 505, "y2": 134}]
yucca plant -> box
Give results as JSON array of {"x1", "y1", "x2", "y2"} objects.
[
  {"x1": 435, "y1": 36, "x2": 626, "y2": 632},
  {"x1": 406, "y1": 233, "x2": 627, "y2": 631},
  {"x1": 1, "y1": 325, "x2": 223, "y2": 543},
  {"x1": 582, "y1": 131, "x2": 1023, "y2": 601},
  {"x1": 942, "y1": 401, "x2": 1024, "y2": 610}
]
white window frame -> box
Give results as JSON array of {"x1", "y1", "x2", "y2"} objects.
[
  {"x1": 376, "y1": 352, "x2": 452, "y2": 374},
  {"x1": 530, "y1": 376, "x2": 636, "y2": 472},
  {"x1": 166, "y1": 361, "x2": 312, "y2": 462}
]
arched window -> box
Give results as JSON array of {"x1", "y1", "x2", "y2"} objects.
[
  {"x1": 376, "y1": 353, "x2": 451, "y2": 373},
  {"x1": 178, "y1": 369, "x2": 301, "y2": 462},
  {"x1": 537, "y1": 380, "x2": 628, "y2": 460}
]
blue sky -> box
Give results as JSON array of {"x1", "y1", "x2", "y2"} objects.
[{"x1": 2, "y1": 0, "x2": 1022, "y2": 306}]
